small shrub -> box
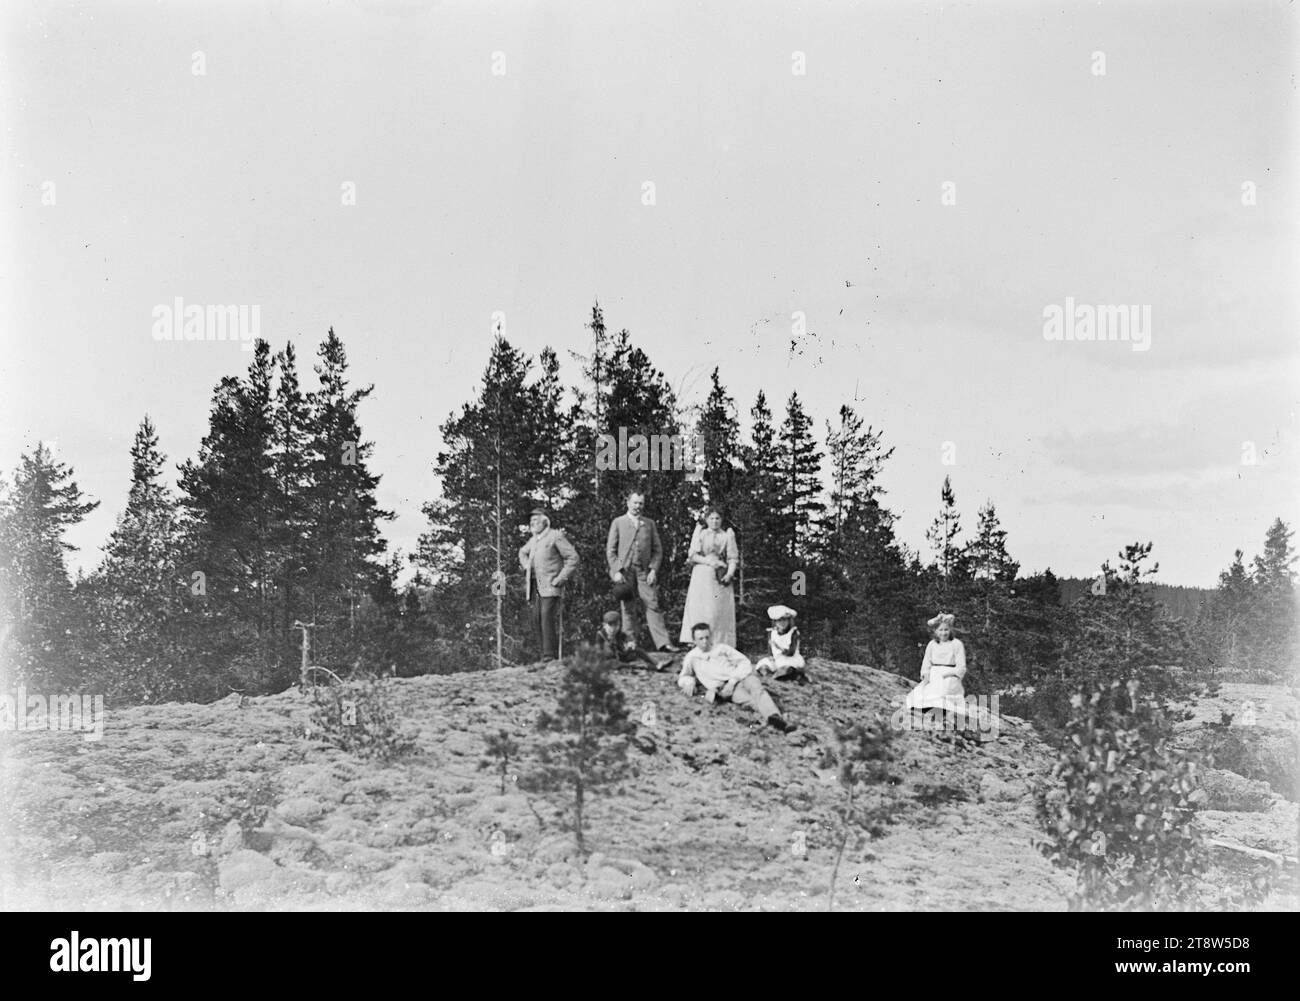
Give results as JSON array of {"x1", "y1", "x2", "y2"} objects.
[
  {"x1": 479, "y1": 729, "x2": 521, "y2": 795},
  {"x1": 221, "y1": 776, "x2": 279, "y2": 850},
  {"x1": 1190, "y1": 724, "x2": 1299, "y2": 803},
  {"x1": 305, "y1": 671, "x2": 417, "y2": 761},
  {"x1": 827, "y1": 716, "x2": 894, "y2": 911},
  {"x1": 1036, "y1": 679, "x2": 1209, "y2": 911}
]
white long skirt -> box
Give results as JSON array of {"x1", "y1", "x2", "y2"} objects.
[{"x1": 678, "y1": 563, "x2": 736, "y2": 646}]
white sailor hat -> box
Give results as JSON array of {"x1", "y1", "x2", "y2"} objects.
[{"x1": 767, "y1": 604, "x2": 798, "y2": 621}]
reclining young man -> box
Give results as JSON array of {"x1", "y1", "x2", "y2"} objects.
[{"x1": 677, "y1": 622, "x2": 795, "y2": 733}]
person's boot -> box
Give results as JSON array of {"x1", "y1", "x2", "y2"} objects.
[{"x1": 767, "y1": 714, "x2": 796, "y2": 734}]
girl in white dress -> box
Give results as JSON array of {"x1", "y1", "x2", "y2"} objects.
[
  {"x1": 905, "y1": 612, "x2": 967, "y2": 713},
  {"x1": 678, "y1": 508, "x2": 739, "y2": 647},
  {"x1": 756, "y1": 605, "x2": 806, "y2": 682}
]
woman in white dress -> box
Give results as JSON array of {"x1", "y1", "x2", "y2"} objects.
[
  {"x1": 678, "y1": 507, "x2": 739, "y2": 647},
  {"x1": 905, "y1": 612, "x2": 967, "y2": 714}
]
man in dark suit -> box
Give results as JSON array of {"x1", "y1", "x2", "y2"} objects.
[
  {"x1": 605, "y1": 491, "x2": 680, "y2": 653},
  {"x1": 519, "y1": 508, "x2": 579, "y2": 660}
]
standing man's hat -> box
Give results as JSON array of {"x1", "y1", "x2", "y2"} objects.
[
  {"x1": 611, "y1": 578, "x2": 636, "y2": 603},
  {"x1": 529, "y1": 508, "x2": 549, "y2": 519},
  {"x1": 602, "y1": 610, "x2": 621, "y2": 626}
]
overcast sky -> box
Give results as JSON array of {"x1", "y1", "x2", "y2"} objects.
[{"x1": 3, "y1": 0, "x2": 1297, "y2": 587}]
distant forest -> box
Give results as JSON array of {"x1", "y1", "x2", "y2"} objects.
[{"x1": 1056, "y1": 579, "x2": 1211, "y2": 621}]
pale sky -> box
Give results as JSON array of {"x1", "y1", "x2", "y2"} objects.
[{"x1": 2, "y1": 0, "x2": 1297, "y2": 587}]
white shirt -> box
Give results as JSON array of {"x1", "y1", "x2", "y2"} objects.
[{"x1": 681, "y1": 642, "x2": 754, "y2": 691}]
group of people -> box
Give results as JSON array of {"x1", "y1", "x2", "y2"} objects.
[
  {"x1": 518, "y1": 490, "x2": 741, "y2": 658},
  {"x1": 518, "y1": 488, "x2": 971, "y2": 734}
]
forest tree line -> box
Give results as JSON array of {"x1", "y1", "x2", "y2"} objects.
[{"x1": 1, "y1": 304, "x2": 1295, "y2": 725}]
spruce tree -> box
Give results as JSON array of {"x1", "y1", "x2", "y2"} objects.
[
  {"x1": 1204, "y1": 550, "x2": 1256, "y2": 674},
  {"x1": 583, "y1": 325, "x2": 700, "y2": 641},
  {"x1": 532, "y1": 347, "x2": 576, "y2": 515},
  {"x1": 0, "y1": 443, "x2": 99, "y2": 689},
  {"x1": 697, "y1": 367, "x2": 743, "y2": 513},
  {"x1": 271, "y1": 342, "x2": 314, "y2": 673},
  {"x1": 735, "y1": 391, "x2": 786, "y2": 621},
  {"x1": 817, "y1": 406, "x2": 914, "y2": 671},
  {"x1": 417, "y1": 336, "x2": 540, "y2": 667},
  {"x1": 305, "y1": 328, "x2": 392, "y2": 669},
  {"x1": 1063, "y1": 542, "x2": 1189, "y2": 702},
  {"x1": 1250, "y1": 518, "x2": 1297, "y2": 675},
  {"x1": 965, "y1": 501, "x2": 1018, "y2": 584},
  {"x1": 178, "y1": 341, "x2": 280, "y2": 688},
  {"x1": 85, "y1": 416, "x2": 185, "y2": 700},
  {"x1": 776, "y1": 391, "x2": 824, "y2": 564}
]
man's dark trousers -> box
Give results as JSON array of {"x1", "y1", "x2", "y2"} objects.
[{"x1": 532, "y1": 593, "x2": 561, "y2": 659}]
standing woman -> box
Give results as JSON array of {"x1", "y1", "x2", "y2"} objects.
[{"x1": 679, "y1": 507, "x2": 740, "y2": 647}]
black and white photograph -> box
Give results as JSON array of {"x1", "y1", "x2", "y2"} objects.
[{"x1": 1, "y1": 0, "x2": 1297, "y2": 946}]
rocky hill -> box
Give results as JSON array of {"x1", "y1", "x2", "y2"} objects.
[{"x1": 1, "y1": 658, "x2": 1294, "y2": 911}]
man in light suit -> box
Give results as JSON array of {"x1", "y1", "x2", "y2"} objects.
[
  {"x1": 605, "y1": 491, "x2": 680, "y2": 653},
  {"x1": 519, "y1": 508, "x2": 579, "y2": 660}
]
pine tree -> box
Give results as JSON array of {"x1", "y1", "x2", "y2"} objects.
[
  {"x1": 532, "y1": 347, "x2": 576, "y2": 514},
  {"x1": 568, "y1": 301, "x2": 610, "y2": 507},
  {"x1": 776, "y1": 392, "x2": 824, "y2": 564},
  {"x1": 816, "y1": 406, "x2": 915, "y2": 671},
  {"x1": 697, "y1": 367, "x2": 743, "y2": 512},
  {"x1": 518, "y1": 645, "x2": 635, "y2": 856},
  {"x1": 271, "y1": 342, "x2": 314, "y2": 674},
  {"x1": 823, "y1": 406, "x2": 893, "y2": 538},
  {"x1": 417, "y1": 336, "x2": 540, "y2": 668},
  {"x1": 84, "y1": 416, "x2": 185, "y2": 701},
  {"x1": 305, "y1": 328, "x2": 393, "y2": 670},
  {"x1": 1250, "y1": 518, "x2": 1297, "y2": 674},
  {"x1": 734, "y1": 391, "x2": 786, "y2": 625},
  {"x1": 576, "y1": 324, "x2": 701, "y2": 644},
  {"x1": 1204, "y1": 549, "x2": 1256, "y2": 674},
  {"x1": 965, "y1": 501, "x2": 1018, "y2": 584},
  {"x1": 178, "y1": 341, "x2": 281, "y2": 688},
  {"x1": 925, "y1": 475, "x2": 963, "y2": 579},
  {"x1": 946, "y1": 501, "x2": 1029, "y2": 688},
  {"x1": 1063, "y1": 542, "x2": 1189, "y2": 700},
  {"x1": 0, "y1": 443, "x2": 99, "y2": 688}
]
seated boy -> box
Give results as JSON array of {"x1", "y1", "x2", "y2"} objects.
[
  {"x1": 755, "y1": 604, "x2": 807, "y2": 682},
  {"x1": 678, "y1": 622, "x2": 795, "y2": 733},
  {"x1": 595, "y1": 610, "x2": 660, "y2": 670}
]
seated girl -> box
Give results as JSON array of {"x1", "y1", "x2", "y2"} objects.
[
  {"x1": 755, "y1": 605, "x2": 806, "y2": 682},
  {"x1": 905, "y1": 612, "x2": 967, "y2": 715}
]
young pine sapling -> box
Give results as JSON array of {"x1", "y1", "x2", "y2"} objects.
[{"x1": 518, "y1": 645, "x2": 635, "y2": 856}]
